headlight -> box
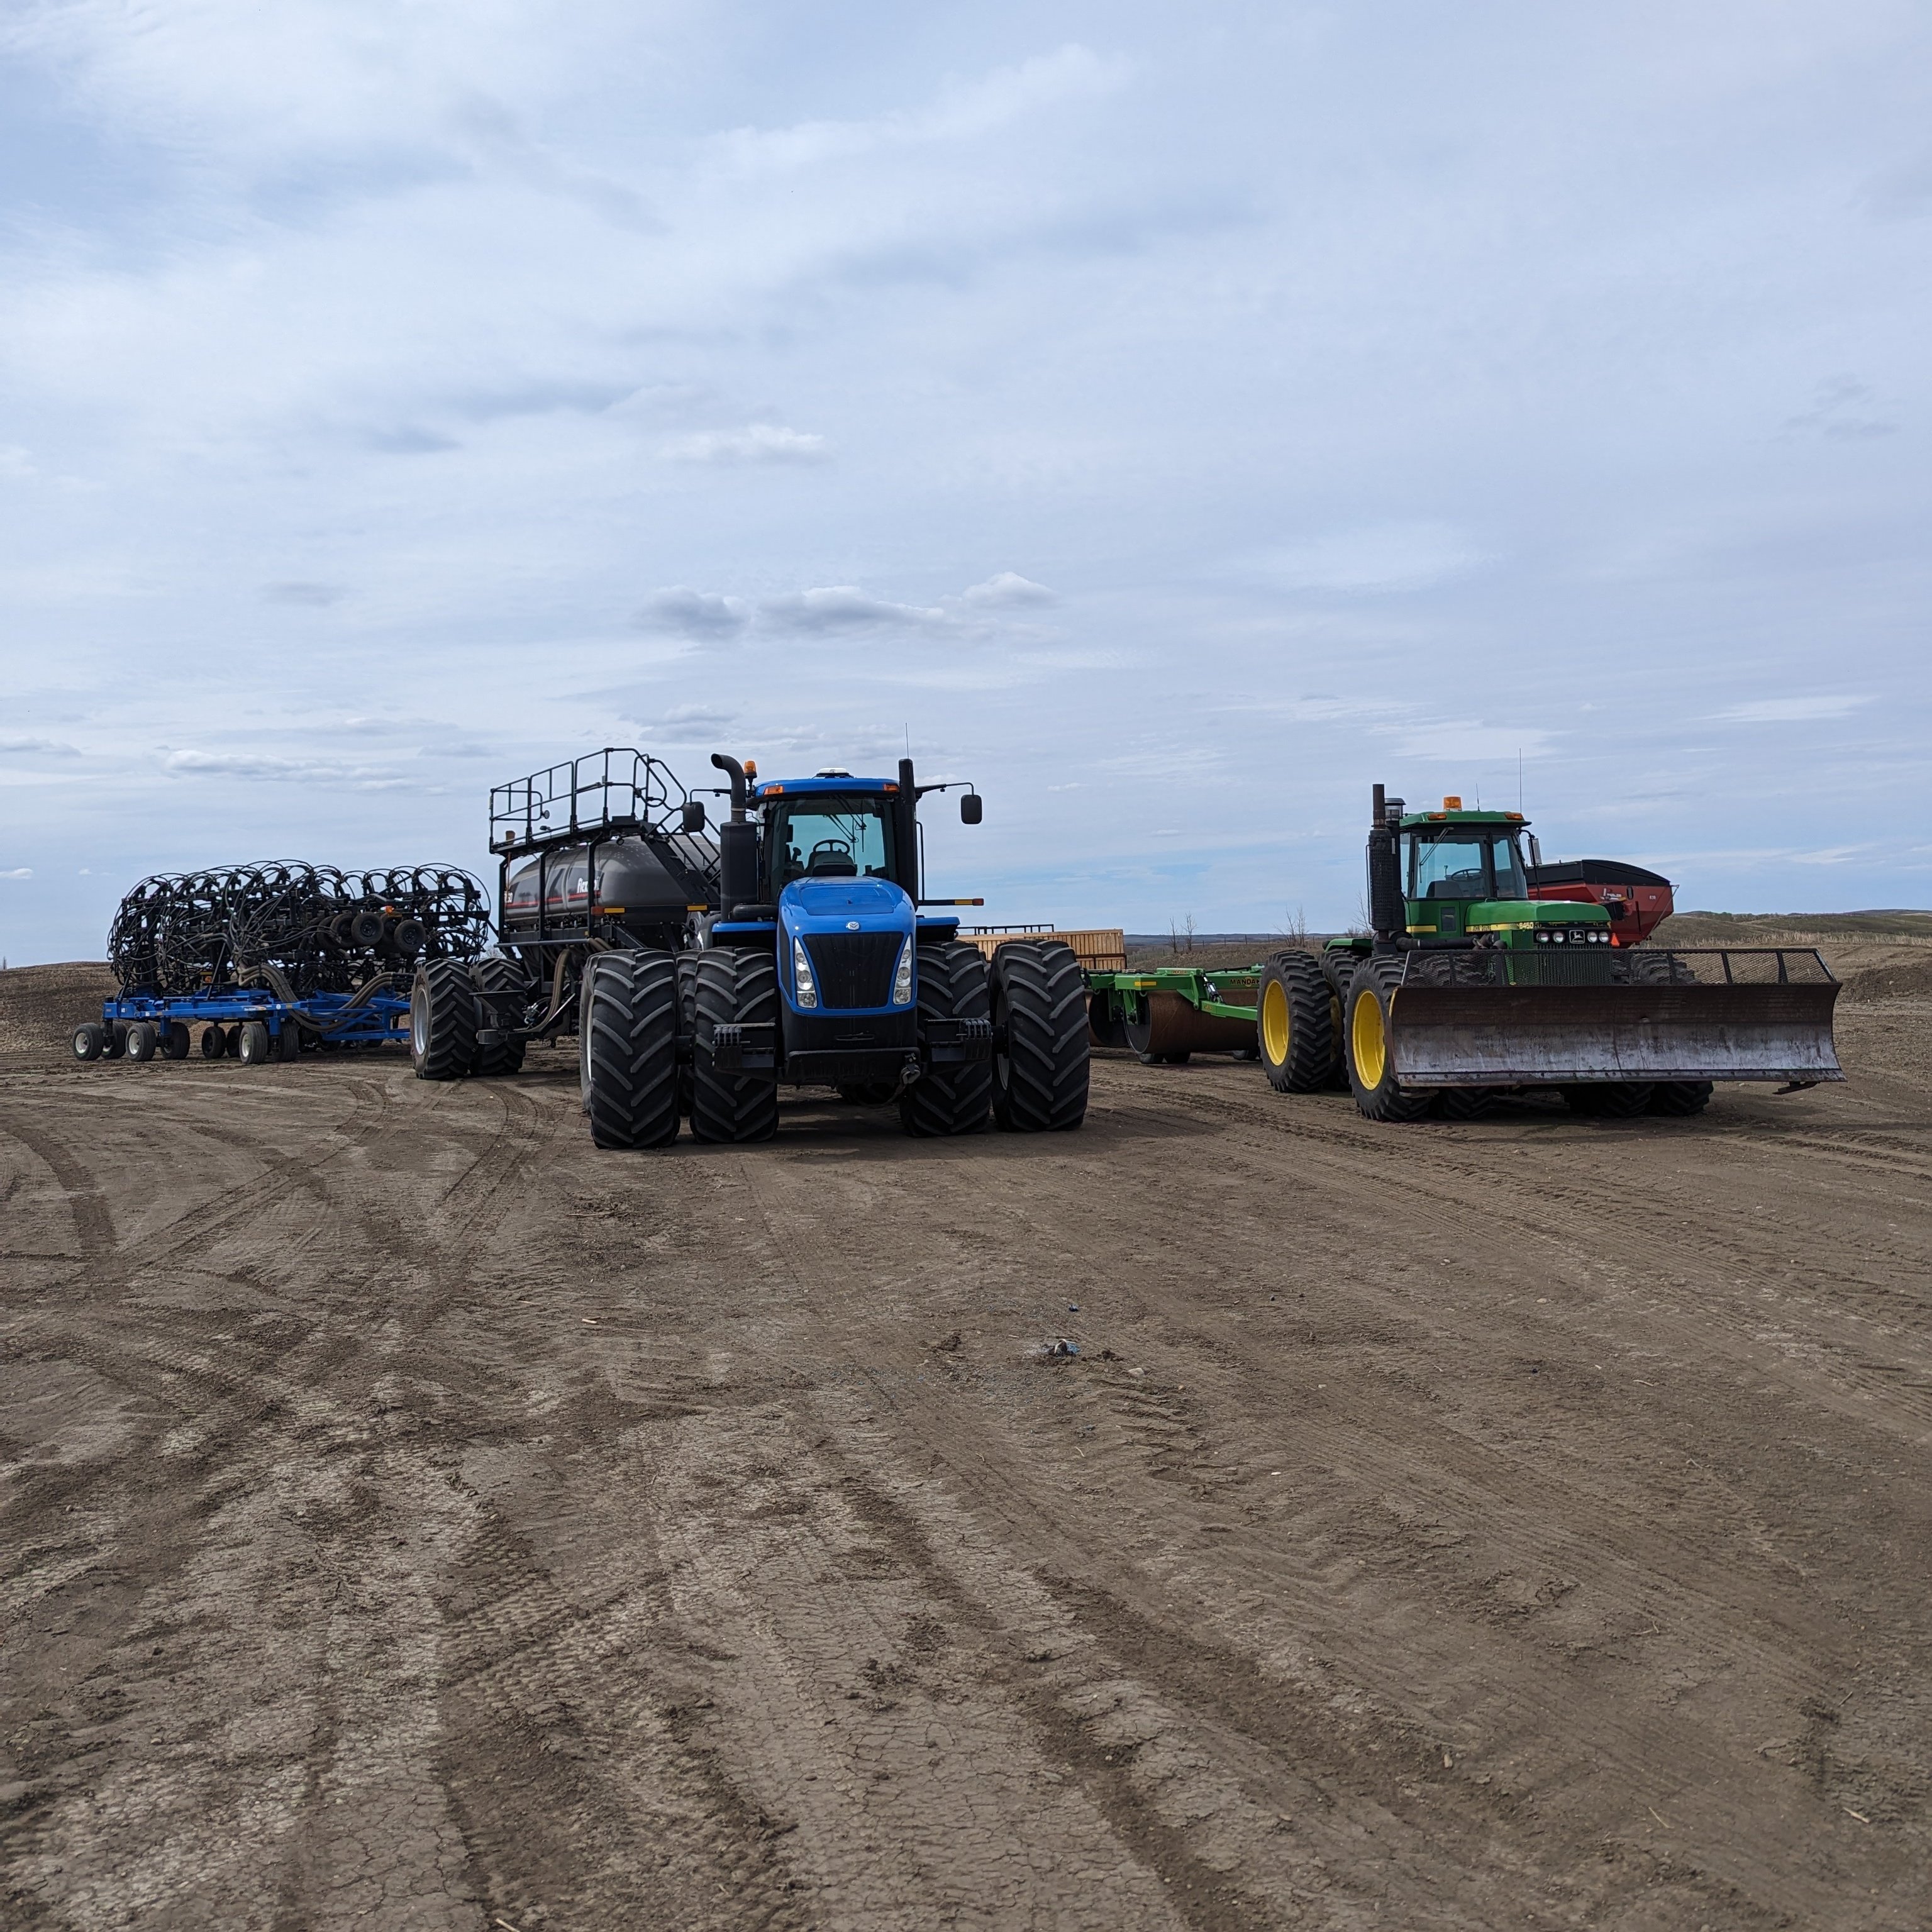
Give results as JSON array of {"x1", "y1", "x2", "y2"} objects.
[
  {"x1": 792, "y1": 936, "x2": 818, "y2": 1009},
  {"x1": 891, "y1": 937, "x2": 914, "y2": 1006}
]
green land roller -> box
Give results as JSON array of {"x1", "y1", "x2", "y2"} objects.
[{"x1": 1086, "y1": 784, "x2": 1843, "y2": 1122}]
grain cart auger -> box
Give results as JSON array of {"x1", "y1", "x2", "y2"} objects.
[{"x1": 1258, "y1": 786, "x2": 1843, "y2": 1121}]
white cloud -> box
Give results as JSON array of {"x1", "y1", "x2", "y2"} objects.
[
  {"x1": 0, "y1": 736, "x2": 82, "y2": 756},
  {"x1": 0, "y1": 445, "x2": 36, "y2": 479},
  {"x1": 962, "y1": 572, "x2": 1056, "y2": 608},
  {"x1": 758, "y1": 586, "x2": 949, "y2": 634},
  {"x1": 1717, "y1": 696, "x2": 1867, "y2": 723},
  {"x1": 664, "y1": 425, "x2": 830, "y2": 465},
  {"x1": 162, "y1": 750, "x2": 418, "y2": 789},
  {"x1": 715, "y1": 44, "x2": 1126, "y2": 175},
  {"x1": 634, "y1": 587, "x2": 751, "y2": 641},
  {"x1": 1, "y1": 867, "x2": 32, "y2": 880}
]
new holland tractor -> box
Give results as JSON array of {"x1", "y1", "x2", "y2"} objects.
[
  {"x1": 1253, "y1": 786, "x2": 1843, "y2": 1120},
  {"x1": 409, "y1": 746, "x2": 1090, "y2": 1147}
]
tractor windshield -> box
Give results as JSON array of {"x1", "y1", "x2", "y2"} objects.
[
  {"x1": 1408, "y1": 828, "x2": 1529, "y2": 900},
  {"x1": 770, "y1": 796, "x2": 898, "y2": 887}
]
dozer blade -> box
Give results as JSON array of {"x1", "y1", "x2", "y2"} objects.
[{"x1": 1387, "y1": 980, "x2": 1843, "y2": 1087}]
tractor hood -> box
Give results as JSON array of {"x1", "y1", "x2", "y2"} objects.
[
  {"x1": 779, "y1": 874, "x2": 914, "y2": 933},
  {"x1": 778, "y1": 876, "x2": 915, "y2": 1015},
  {"x1": 1463, "y1": 901, "x2": 1610, "y2": 933}
]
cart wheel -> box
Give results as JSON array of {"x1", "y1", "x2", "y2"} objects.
[
  {"x1": 238, "y1": 1021, "x2": 272, "y2": 1065},
  {"x1": 162, "y1": 1022, "x2": 192, "y2": 1060},
  {"x1": 225, "y1": 1024, "x2": 244, "y2": 1059},
  {"x1": 201, "y1": 1026, "x2": 226, "y2": 1058},
  {"x1": 105, "y1": 1024, "x2": 126, "y2": 1060},
  {"x1": 124, "y1": 1022, "x2": 157, "y2": 1063},
  {"x1": 277, "y1": 1023, "x2": 301, "y2": 1062},
  {"x1": 72, "y1": 1023, "x2": 105, "y2": 1062}
]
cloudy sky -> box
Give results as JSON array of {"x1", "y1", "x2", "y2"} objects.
[{"x1": 3, "y1": 1, "x2": 1928, "y2": 962}]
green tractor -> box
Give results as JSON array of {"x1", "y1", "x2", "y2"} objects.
[
  {"x1": 1087, "y1": 784, "x2": 1844, "y2": 1122},
  {"x1": 1255, "y1": 786, "x2": 1841, "y2": 1120}
]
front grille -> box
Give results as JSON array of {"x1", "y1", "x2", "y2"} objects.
[
  {"x1": 1507, "y1": 950, "x2": 1615, "y2": 987},
  {"x1": 804, "y1": 931, "x2": 901, "y2": 1009}
]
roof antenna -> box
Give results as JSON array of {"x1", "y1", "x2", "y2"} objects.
[
  {"x1": 904, "y1": 723, "x2": 911, "y2": 758},
  {"x1": 1518, "y1": 747, "x2": 1523, "y2": 815}
]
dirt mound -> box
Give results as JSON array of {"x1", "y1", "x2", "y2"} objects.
[
  {"x1": 1845, "y1": 956, "x2": 1932, "y2": 1002},
  {"x1": 0, "y1": 961, "x2": 118, "y2": 1055}
]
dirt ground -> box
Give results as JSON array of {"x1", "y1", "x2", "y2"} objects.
[{"x1": 3, "y1": 937, "x2": 1929, "y2": 1930}]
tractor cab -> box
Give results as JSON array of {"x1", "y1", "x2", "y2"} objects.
[{"x1": 1397, "y1": 800, "x2": 1611, "y2": 964}]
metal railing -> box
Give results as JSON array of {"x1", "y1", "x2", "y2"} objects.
[
  {"x1": 489, "y1": 748, "x2": 694, "y2": 854},
  {"x1": 1396, "y1": 946, "x2": 1838, "y2": 990}
]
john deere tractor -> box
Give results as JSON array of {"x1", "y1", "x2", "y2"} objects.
[
  {"x1": 1251, "y1": 786, "x2": 1841, "y2": 1121},
  {"x1": 412, "y1": 746, "x2": 1090, "y2": 1147}
]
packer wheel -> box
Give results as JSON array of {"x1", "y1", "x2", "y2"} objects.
[
  {"x1": 201, "y1": 1025, "x2": 226, "y2": 1058},
  {"x1": 237, "y1": 1021, "x2": 272, "y2": 1065},
  {"x1": 124, "y1": 1022, "x2": 157, "y2": 1063},
  {"x1": 72, "y1": 1023, "x2": 104, "y2": 1062}
]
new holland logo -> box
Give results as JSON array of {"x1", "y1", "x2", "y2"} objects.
[{"x1": 845, "y1": 920, "x2": 860, "y2": 930}]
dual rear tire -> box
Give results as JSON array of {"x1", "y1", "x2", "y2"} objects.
[
  {"x1": 989, "y1": 941, "x2": 1089, "y2": 1133},
  {"x1": 579, "y1": 951, "x2": 681, "y2": 1149}
]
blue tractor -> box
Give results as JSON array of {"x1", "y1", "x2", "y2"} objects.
[{"x1": 415, "y1": 746, "x2": 1090, "y2": 1147}]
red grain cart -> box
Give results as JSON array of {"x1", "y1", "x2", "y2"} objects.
[{"x1": 1528, "y1": 860, "x2": 1672, "y2": 948}]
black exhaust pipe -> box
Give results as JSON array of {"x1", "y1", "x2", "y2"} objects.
[
  {"x1": 711, "y1": 753, "x2": 758, "y2": 916},
  {"x1": 1368, "y1": 782, "x2": 1404, "y2": 951}
]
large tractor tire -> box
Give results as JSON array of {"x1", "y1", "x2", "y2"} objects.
[
  {"x1": 580, "y1": 951, "x2": 681, "y2": 1150},
  {"x1": 991, "y1": 940, "x2": 1089, "y2": 1132},
  {"x1": 1318, "y1": 950, "x2": 1357, "y2": 1089},
  {"x1": 1257, "y1": 950, "x2": 1333, "y2": 1094},
  {"x1": 411, "y1": 957, "x2": 478, "y2": 1081},
  {"x1": 675, "y1": 954, "x2": 698, "y2": 1119},
  {"x1": 470, "y1": 955, "x2": 528, "y2": 1077},
  {"x1": 690, "y1": 950, "x2": 780, "y2": 1145},
  {"x1": 902, "y1": 941, "x2": 993, "y2": 1138},
  {"x1": 1562, "y1": 1083, "x2": 1654, "y2": 1118},
  {"x1": 1649, "y1": 1081, "x2": 1714, "y2": 1116},
  {"x1": 1343, "y1": 959, "x2": 1436, "y2": 1123}
]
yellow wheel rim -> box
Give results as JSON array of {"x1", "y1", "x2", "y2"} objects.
[
  {"x1": 1351, "y1": 985, "x2": 1386, "y2": 1089},
  {"x1": 1260, "y1": 979, "x2": 1291, "y2": 1066}
]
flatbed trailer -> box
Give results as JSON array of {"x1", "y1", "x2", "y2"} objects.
[{"x1": 74, "y1": 984, "x2": 413, "y2": 1065}]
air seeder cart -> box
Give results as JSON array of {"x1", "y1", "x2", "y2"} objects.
[
  {"x1": 1087, "y1": 787, "x2": 1843, "y2": 1121},
  {"x1": 414, "y1": 747, "x2": 1090, "y2": 1147}
]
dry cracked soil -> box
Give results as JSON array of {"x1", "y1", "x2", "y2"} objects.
[{"x1": 3, "y1": 941, "x2": 1929, "y2": 1930}]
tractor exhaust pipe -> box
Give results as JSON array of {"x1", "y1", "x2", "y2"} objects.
[
  {"x1": 1368, "y1": 782, "x2": 1404, "y2": 951},
  {"x1": 710, "y1": 753, "x2": 757, "y2": 917}
]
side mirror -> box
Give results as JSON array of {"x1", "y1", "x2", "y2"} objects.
[
  {"x1": 960, "y1": 792, "x2": 982, "y2": 826},
  {"x1": 681, "y1": 799, "x2": 707, "y2": 834}
]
